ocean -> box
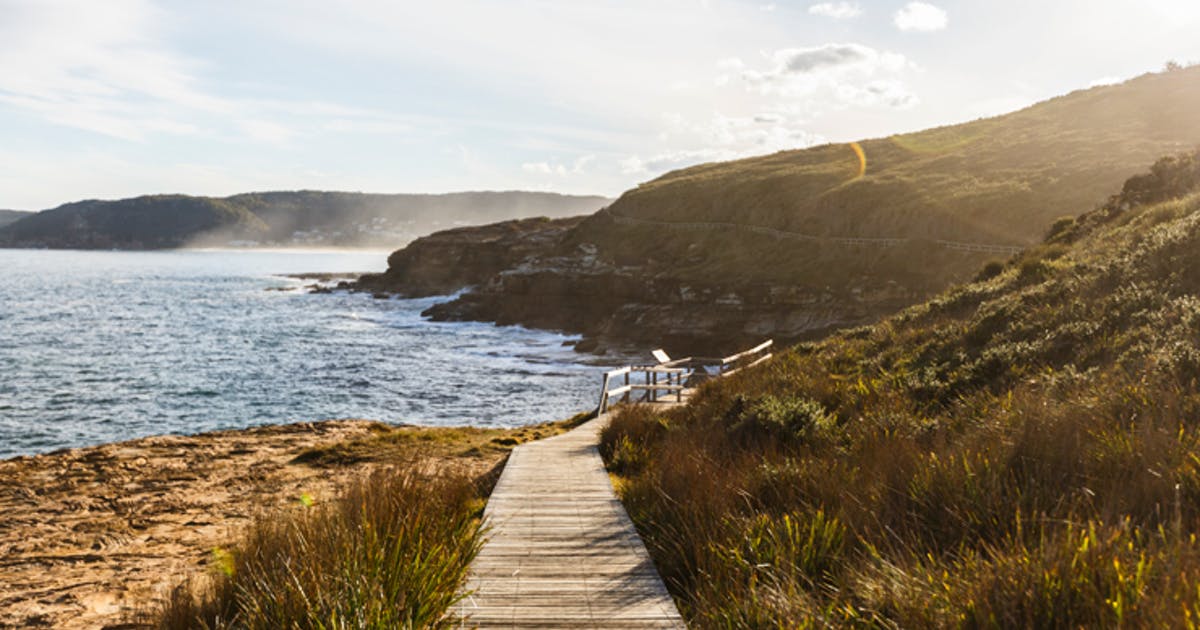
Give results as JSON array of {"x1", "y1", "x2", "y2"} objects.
[{"x1": 0, "y1": 249, "x2": 604, "y2": 458}]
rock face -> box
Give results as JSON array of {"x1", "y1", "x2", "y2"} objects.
[
  {"x1": 361, "y1": 216, "x2": 933, "y2": 355},
  {"x1": 422, "y1": 253, "x2": 922, "y2": 355},
  {"x1": 351, "y1": 216, "x2": 585, "y2": 298}
]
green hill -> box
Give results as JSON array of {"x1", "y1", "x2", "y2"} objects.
[
  {"x1": 601, "y1": 151, "x2": 1200, "y2": 626},
  {"x1": 0, "y1": 196, "x2": 267, "y2": 250},
  {"x1": 0, "y1": 210, "x2": 31, "y2": 230},
  {"x1": 412, "y1": 66, "x2": 1200, "y2": 353},
  {"x1": 0, "y1": 191, "x2": 608, "y2": 250},
  {"x1": 577, "y1": 65, "x2": 1200, "y2": 282}
]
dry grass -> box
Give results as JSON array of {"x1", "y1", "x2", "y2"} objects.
[
  {"x1": 146, "y1": 461, "x2": 483, "y2": 629},
  {"x1": 602, "y1": 152, "x2": 1200, "y2": 627},
  {"x1": 291, "y1": 412, "x2": 592, "y2": 467},
  {"x1": 568, "y1": 66, "x2": 1200, "y2": 292},
  {"x1": 140, "y1": 412, "x2": 592, "y2": 629}
]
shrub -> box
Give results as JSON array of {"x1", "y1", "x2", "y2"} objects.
[
  {"x1": 149, "y1": 462, "x2": 483, "y2": 629},
  {"x1": 974, "y1": 259, "x2": 1006, "y2": 282}
]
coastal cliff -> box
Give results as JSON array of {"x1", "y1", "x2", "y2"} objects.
[
  {"x1": 352, "y1": 216, "x2": 584, "y2": 298},
  {"x1": 351, "y1": 67, "x2": 1200, "y2": 355}
]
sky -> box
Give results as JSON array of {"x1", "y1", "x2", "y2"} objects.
[{"x1": 1, "y1": 0, "x2": 1199, "y2": 210}]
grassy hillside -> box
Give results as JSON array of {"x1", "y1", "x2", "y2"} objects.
[
  {"x1": 601, "y1": 152, "x2": 1200, "y2": 626},
  {"x1": 0, "y1": 191, "x2": 608, "y2": 250},
  {"x1": 0, "y1": 210, "x2": 30, "y2": 230},
  {"x1": 0, "y1": 196, "x2": 267, "y2": 249},
  {"x1": 570, "y1": 66, "x2": 1200, "y2": 289}
]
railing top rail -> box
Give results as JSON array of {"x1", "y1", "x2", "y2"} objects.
[
  {"x1": 721, "y1": 339, "x2": 773, "y2": 365},
  {"x1": 630, "y1": 366, "x2": 690, "y2": 374},
  {"x1": 599, "y1": 339, "x2": 773, "y2": 414}
]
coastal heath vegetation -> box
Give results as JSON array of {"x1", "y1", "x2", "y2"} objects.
[
  {"x1": 149, "y1": 460, "x2": 483, "y2": 629},
  {"x1": 144, "y1": 415, "x2": 591, "y2": 629},
  {"x1": 602, "y1": 151, "x2": 1200, "y2": 627}
]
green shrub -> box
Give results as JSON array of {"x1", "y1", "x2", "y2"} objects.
[
  {"x1": 600, "y1": 155, "x2": 1200, "y2": 627},
  {"x1": 149, "y1": 462, "x2": 483, "y2": 629}
]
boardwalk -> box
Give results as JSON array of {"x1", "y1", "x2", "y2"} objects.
[{"x1": 459, "y1": 414, "x2": 686, "y2": 629}]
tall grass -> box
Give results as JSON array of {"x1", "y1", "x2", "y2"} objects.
[
  {"x1": 602, "y1": 154, "x2": 1200, "y2": 627},
  {"x1": 149, "y1": 461, "x2": 484, "y2": 629}
]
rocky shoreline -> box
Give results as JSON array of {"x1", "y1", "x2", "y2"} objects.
[{"x1": 338, "y1": 214, "x2": 977, "y2": 356}]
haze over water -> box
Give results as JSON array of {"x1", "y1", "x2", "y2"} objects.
[{"x1": 0, "y1": 249, "x2": 600, "y2": 458}]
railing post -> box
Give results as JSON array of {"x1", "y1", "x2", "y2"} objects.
[
  {"x1": 623, "y1": 371, "x2": 630, "y2": 404},
  {"x1": 599, "y1": 373, "x2": 610, "y2": 414}
]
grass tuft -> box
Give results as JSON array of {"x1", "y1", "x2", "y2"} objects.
[{"x1": 146, "y1": 461, "x2": 483, "y2": 629}]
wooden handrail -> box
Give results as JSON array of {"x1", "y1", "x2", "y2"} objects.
[
  {"x1": 721, "y1": 339, "x2": 773, "y2": 366},
  {"x1": 598, "y1": 339, "x2": 773, "y2": 413}
]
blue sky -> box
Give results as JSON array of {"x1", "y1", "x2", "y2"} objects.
[{"x1": 1, "y1": 0, "x2": 1198, "y2": 210}]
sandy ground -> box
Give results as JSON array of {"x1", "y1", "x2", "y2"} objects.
[{"x1": 0, "y1": 419, "x2": 504, "y2": 629}]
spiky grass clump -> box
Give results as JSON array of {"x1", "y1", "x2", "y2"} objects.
[{"x1": 151, "y1": 462, "x2": 483, "y2": 629}]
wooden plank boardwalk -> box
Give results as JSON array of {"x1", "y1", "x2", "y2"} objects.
[{"x1": 458, "y1": 414, "x2": 686, "y2": 629}]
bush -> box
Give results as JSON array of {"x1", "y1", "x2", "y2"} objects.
[{"x1": 148, "y1": 462, "x2": 483, "y2": 629}]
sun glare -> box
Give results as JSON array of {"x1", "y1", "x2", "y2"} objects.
[{"x1": 850, "y1": 141, "x2": 867, "y2": 178}]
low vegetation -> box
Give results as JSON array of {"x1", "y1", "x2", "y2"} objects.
[
  {"x1": 152, "y1": 461, "x2": 483, "y2": 629},
  {"x1": 602, "y1": 151, "x2": 1200, "y2": 627},
  {"x1": 145, "y1": 414, "x2": 590, "y2": 629},
  {"x1": 570, "y1": 66, "x2": 1200, "y2": 292}
]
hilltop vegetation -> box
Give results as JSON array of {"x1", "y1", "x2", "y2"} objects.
[
  {"x1": 0, "y1": 210, "x2": 30, "y2": 230},
  {"x1": 583, "y1": 66, "x2": 1200, "y2": 276},
  {"x1": 400, "y1": 67, "x2": 1200, "y2": 354},
  {"x1": 0, "y1": 191, "x2": 607, "y2": 250},
  {"x1": 601, "y1": 151, "x2": 1200, "y2": 627}
]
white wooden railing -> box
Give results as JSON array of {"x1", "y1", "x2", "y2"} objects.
[{"x1": 597, "y1": 339, "x2": 773, "y2": 414}]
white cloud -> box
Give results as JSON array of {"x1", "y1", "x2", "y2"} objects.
[
  {"x1": 0, "y1": 0, "x2": 226, "y2": 140},
  {"x1": 621, "y1": 112, "x2": 825, "y2": 176},
  {"x1": 739, "y1": 44, "x2": 912, "y2": 100},
  {"x1": 521, "y1": 155, "x2": 594, "y2": 176},
  {"x1": 894, "y1": 2, "x2": 948, "y2": 32},
  {"x1": 1088, "y1": 76, "x2": 1123, "y2": 88},
  {"x1": 838, "y1": 80, "x2": 920, "y2": 108},
  {"x1": 751, "y1": 44, "x2": 905, "y2": 79},
  {"x1": 808, "y1": 2, "x2": 863, "y2": 20}
]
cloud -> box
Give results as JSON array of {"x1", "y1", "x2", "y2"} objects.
[
  {"x1": 894, "y1": 2, "x2": 948, "y2": 32},
  {"x1": 808, "y1": 2, "x2": 863, "y2": 19},
  {"x1": 751, "y1": 44, "x2": 905, "y2": 79},
  {"x1": 0, "y1": 1, "x2": 431, "y2": 146},
  {"x1": 838, "y1": 80, "x2": 920, "y2": 108},
  {"x1": 738, "y1": 44, "x2": 911, "y2": 100},
  {"x1": 621, "y1": 112, "x2": 825, "y2": 176},
  {"x1": 522, "y1": 155, "x2": 594, "y2": 176},
  {"x1": 0, "y1": 0, "x2": 226, "y2": 140}
]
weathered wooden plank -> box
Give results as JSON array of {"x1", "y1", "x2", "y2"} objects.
[{"x1": 458, "y1": 414, "x2": 686, "y2": 629}]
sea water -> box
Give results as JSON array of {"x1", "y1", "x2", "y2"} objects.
[{"x1": 0, "y1": 249, "x2": 604, "y2": 458}]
